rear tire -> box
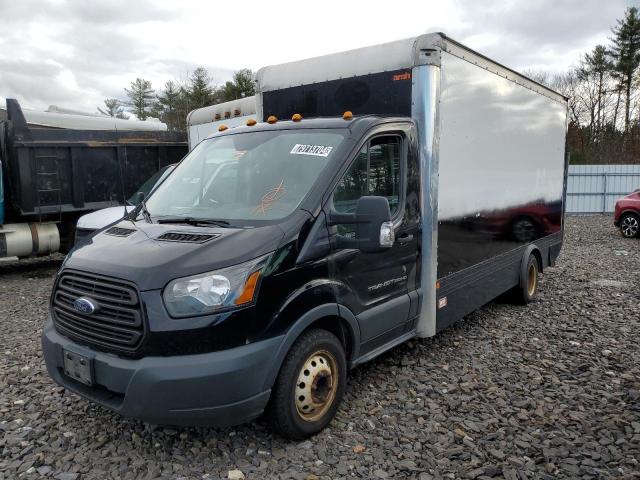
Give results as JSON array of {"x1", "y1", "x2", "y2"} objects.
[
  {"x1": 267, "y1": 329, "x2": 346, "y2": 440},
  {"x1": 619, "y1": 213, "x2": 640, "y2": 238},
  {"x1": 511, "y1": 253, "x2": 539, "y2": 304}
]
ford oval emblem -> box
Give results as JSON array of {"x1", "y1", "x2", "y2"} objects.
[{"x1": 73, "y1": 297, "x2": 98, "y2": 315}]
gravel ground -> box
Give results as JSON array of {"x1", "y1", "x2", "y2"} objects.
[{"x1": 1, "y1": 215, "x2": 639, "y2": 480}]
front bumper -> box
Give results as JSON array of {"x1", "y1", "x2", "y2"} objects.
[{"x1": 42, "y1": 318, "x2": 283, "y2": 427}]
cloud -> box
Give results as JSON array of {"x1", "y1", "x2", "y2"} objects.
[
  {"x1": 0, "y1": 0, "x2": 230, "y2": 112},
  {"x1": 0, "y1": 0, "x2": 634, "y2": 113},
  {"x1": 0, "y1": 59, "x2": 82, "y2": 107},
  {"x1": 451, "y1": 0, "x2": 630, "y2": 70},
  {"x1": 0, "y1": 0, "x2": 174, "y2": 25}
]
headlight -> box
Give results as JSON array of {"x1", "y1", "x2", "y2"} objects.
[{"x1": 163, "y1": 254, "x2": 270, "y2": 317}]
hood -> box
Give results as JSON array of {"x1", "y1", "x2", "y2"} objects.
[
  {"x1": 64, "y1": 220, "x2": 285, "y2": 290},
  {"x1": 77, "y1": 206, "x2": 134, "y2": 230},
  {"x1": 625, "y1": 190, "x2": 640, "y2": 199}
]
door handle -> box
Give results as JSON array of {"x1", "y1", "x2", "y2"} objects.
[{"x1": 397, "y1": 233, "x2": 414, "y2": 244}]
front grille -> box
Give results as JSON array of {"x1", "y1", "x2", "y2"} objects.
[
  {"x1": 157, "y1": 232, "x2": 219, "y2": 243},
  {"x1": 52, "y1": 271, "x2": 145, "y2": 353}
]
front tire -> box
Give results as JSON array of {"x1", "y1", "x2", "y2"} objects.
[
  {"x1": 619, "y1": 213, "x2": 640, "y2": 238},
  {"x1": 267, "y1": 329, "x2": 346, "y2": 440}
]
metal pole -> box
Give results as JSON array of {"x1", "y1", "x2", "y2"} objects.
[
  {"x1": 412, "y1": 64, "x2": 440, "y2": 338},
  {"x1": 602, "y1": 172, "x2": 608, "y2": 213}
]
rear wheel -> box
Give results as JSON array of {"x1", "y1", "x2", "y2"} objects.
[
  {"x1": 620, "y1": 213, "x2": 640, "y2": 238},
  {"x1": 511, "y1": 253, "x2": 539, "y2": 304},
  {"x1": 267, "y1": 329, "x2": 346, "y2": 440}
]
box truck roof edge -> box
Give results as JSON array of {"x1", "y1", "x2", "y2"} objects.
[{"x1": 255, "y1": 32, "x2": 567, "y2": 103}]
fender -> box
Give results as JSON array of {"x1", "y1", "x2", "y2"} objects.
[
  {"x1": 262, "y1": 303, "x2": 361, "y2": 391},
  {"x1": 620, "y1": 209, "x2": 640, "y2": 220}
]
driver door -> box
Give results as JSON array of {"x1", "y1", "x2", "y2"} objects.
[{"x1": 326, "y1": 127, "x2": 419, "y2": 355}]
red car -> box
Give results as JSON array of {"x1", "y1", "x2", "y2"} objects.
[{"x1": 614, "y1": 189, "x2": 640, "y2": 238}]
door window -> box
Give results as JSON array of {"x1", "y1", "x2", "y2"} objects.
[{"x1": 333, "y1": 135, "x2": 402, "y2": 216}]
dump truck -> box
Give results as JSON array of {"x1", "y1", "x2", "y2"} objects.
[{"x1": 0, "y1": 99, "x2": 187, "y2": 258}]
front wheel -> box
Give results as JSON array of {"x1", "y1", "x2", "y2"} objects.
[
  {"x1": 619, "y1": 213, "x2": 640, "y2": 238},
  {"x1": 267, "y1": 329, "x2": 346, "y2": 440}
]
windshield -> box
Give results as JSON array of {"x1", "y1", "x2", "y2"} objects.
[
  {"x1": 128, "y1": 164, "x2": 175, "y2": 205},
  {"x1": 145, "y1": 129, "x2": 345, "y2": 224}
]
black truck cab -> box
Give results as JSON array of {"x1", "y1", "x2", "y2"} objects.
[{"x1": 42, "y1": 116, "x2": 422, "y2": 438}]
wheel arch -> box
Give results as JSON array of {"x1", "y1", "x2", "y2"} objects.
[
  {"x1": 521, "y1": 243, "x2": 543, "y2": 277},
  {"x1": 620, "y1": 209, "x2": 640, "y2": 219},
  {"x1": 262, "y1": 304, "x2": 360, "y2": 392}
]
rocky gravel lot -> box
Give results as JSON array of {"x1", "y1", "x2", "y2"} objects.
[{"x1": 1, "y1": 215, "x2": 639, "y2": 480}]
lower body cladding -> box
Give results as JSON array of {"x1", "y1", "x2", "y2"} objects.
[
  {"x1": 435, "y1": 233, "x2": 563, "y2": 332},
  {"x1": 40, "y1": 234, "x2": 562, "y2": 433},
  {"x1": 0, "y1": 222, "x2": 60, "y2": 258},
  {"x1": 41, "y1": 320, "x2": 283, "y2": 427}
]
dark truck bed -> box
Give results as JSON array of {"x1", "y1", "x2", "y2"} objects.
[{"x1": 0, "y1": 99, "x2": 187, "y2": 249}]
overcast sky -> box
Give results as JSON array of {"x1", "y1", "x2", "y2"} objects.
[{"x1": 0, "y1": 0, "x2": 635, "y2": 113}]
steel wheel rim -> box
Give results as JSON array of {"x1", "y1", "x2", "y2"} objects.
[
  {"x1": 295, "y1": 349, "x2": 338, "y2": 422},
  {"x1": 621, "y1": 217, "x2": 639, "y2": 237},
  {"x1": 527, "y1": 262, "x2": 537, "y2": 297}
]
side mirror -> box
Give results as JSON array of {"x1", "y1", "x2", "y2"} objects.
[{"x1": 330, "y1": 196, "x2": 394, "y2": 253}]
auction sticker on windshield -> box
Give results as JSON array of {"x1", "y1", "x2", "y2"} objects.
[{"x1": 290, "y1": 144, "x2": 333, "y2": 157}]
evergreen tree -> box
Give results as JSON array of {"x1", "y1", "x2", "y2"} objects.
[
  {"x1": 154, "y1": 81, "x2": 183, "y2": 131},
  {"x1": 219, "y1": 69, "x2": 255, "y2": 102},
  {"x1": 610, "y1": 6, "x2": 640, "y2": 132},
  {"x1": 187, "y1": 68, "x2": 215, "y2": 110},
  {"x1": 125, "y1": 78, "x2": 155, "y2": 121},
  {"x1": 582, "y1": 45, "x2": 612, "y2": 134},
  {"x1": 98, "y1": 98, "x2": 128, "y2": 119}
]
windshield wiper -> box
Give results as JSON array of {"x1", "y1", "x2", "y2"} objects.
[
  {"x1": 139, "y1": 201, "x2": 152, "y2": 223},
  {"x1": 128, "y1": 200, "x2": 152, "y2": 223},
  {"x1": 156, "y1": 217, "x2": 232, "y2": 228}
]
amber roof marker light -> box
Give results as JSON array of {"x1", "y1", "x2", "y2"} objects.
[
  {"x1": 218, "y1": 124, "x2": 228, "y2": 132},
  {"x1": 267, "y1": 115, "x2": 278, "y2": 124},
  {"x1": 343, "y1": 111, "x2": 353, "y2": 120},
  {"x1": 246, "y1": 118, "x2": 257, "y2": 126},
  {"x1": 292, "y1": 113, "x2": 303, "y2": 122}
]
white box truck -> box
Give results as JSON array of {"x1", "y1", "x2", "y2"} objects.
[
  {"x1": 43, "y1": 33, "x2": 567, "y2": 439},
  {"x1": 187, "y1": 96, "x2": 256, "y2": 149}
]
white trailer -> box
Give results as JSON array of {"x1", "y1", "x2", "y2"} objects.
[
  {"x1": 255, "y1": 32, "x2": 568, "y2": 338},
  {"x1": 186, "y1": 96, "x2": 256, "y2": 149}
]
